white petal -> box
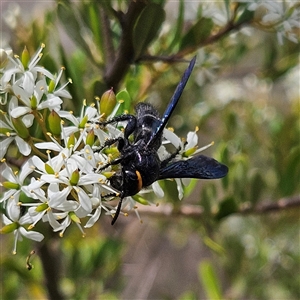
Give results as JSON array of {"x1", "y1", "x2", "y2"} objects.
[
  {"x1": 78, "y1": 173, "x2": 106, "y2": 185},
  {"x1": 163, "y1": 128, "x2": 181, "y2": 148},
  {"x1": 1, "y1": 164, "x2": 17, "y2": 182},
  {"x1": 57, "y1": 200, "x2": 79, "y2": 211},
  {"x1": 15, "y1": 136, "x2": 31, "y2": 156},
  {"x1": 8, "y1": 96, "x2": 19, "y2": 113},
  {"x1": 58, "y1": 110, "x2": 79, "y2": 125},
  {"x1": 7, "y1": 198, "x2": 20, "y2": 221},
  {"x1": 186, "y1": 131, "x2": 198, "y2": 149},
  {"x1": 38, "y1": 96, "x2": 62, "y2": 110},
  {"x1": 10, "y1": 106, "x2": 31, "y2": 118},
  {"x1": 34, "y1": 141, "x2": 62, "y2": 151},
  {"x1": 77, "y1": 187, "x2": 92, "y2": 213},
  {"x1": 12, "y1": 85, "x2": 31, "y2": 105},
  {"x1": 152, "y1": 181, "x2": 164, "y2": 198},
  {"x1": 19, "y1": 226, "x2": 44, "y2": 241},
  {"x1": 0, "y1": 137, "x2": 14, "y2": 160},
  {"x1": 23, "y1": 71, "x2": 35, "y2": 94},
  {"x1": 84, "y1": 208, "x2": 101, "y2": 228},
  {"x1": 0, "y1": 189, "x2": 16, "y2": 203},
  {"x1": 31, "y1": 156, "x2": 46, "y2": 172},
  {"x1": 175, "y1": 178, "x2": 184, "y2": 200},
  {"x1": 22, "y1": 113, "x2": 34, "y2": 127},
  {"x1": 19, "y1": 158, "x2": 34, "y2": 183},
  {"x1": 33, "y1": 66, "x2": 55, "y2": 80},
  {"x1": 48, "y1": 187, "x2": 70, "y2": 208},
  {"x1": 45, "y1": 211, "x2": 62, "y2": 230}
]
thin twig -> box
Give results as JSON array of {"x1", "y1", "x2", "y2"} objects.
[
  {"x1": 104, "y1": 1, "x2": 147, "y2": 90},
  {"x1": 135, "y1": 195, "x2": 300, "y2": 220}
]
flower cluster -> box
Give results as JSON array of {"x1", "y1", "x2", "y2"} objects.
[
  {"x1": 246, "y1": 1, "x2": 300, "y2": 44},
  {"x1": 0, "y1": 45, "x2": 204, "y2": 253}
]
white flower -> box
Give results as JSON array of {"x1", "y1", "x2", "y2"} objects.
[
  {"x1": 41, "y1": 67, "x2": 72, "y2": 100},
  {"x1": 0, "y1": 159, "x2": 34, "y2": 203},
  {"x1": 10, "y1": 82, "x2": 63, "y2": 118},
  {"x1": 26, "y1": 183, "x2": 79, "y2": 230},
  {"x1": 58, "y1": 104, "x2": 98, "y2": 136},
  {"x1": 247, "y1": 1, "x2": 300, "y2": 45},
  {"x1": 2, "y1": 198, "x2": 44, "y2": 254},
  {"x1": 1, "y1": 44, "x2": 54, "y2": 94},
  {"x1": 0, "y1": 97, "x2": 32, "y2": 159}
]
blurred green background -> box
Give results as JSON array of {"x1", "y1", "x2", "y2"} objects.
[{"x1": 1, "y1": 1, "x2": 299, "y2": 299}]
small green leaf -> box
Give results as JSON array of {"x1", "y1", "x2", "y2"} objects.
[
  {"x1": 179, "y1": 17, "x2": 213, "y2": 51},
  {"x1": 215, "y1": 196, "x2": 238, "y2": 221},
  {"x1": 57, "y1": 2, "x2": 93, "y2": 59},
  {"x1": 249, "y1": 170, "x2": 265, "y2": 205},
  {"x1": 167, "y1": 0, "x2": 184, "y2": 51},
  {"x1": 203, "y1": 236, "x2": 226, "y2": 255},
  {"x1": 235, "y1": 7, "x2": 255, "y2": 26},
  {"x1": 133, "y1": 3, "x2": 166, "y2": 60},
  {"x1": 223, "y1": 0, "x2": 231, "y2": 20},
  {"x1": 87, "y1": 3, "x2": 103, "y2": 54},
  {"x1": 280, "y1": 145, "x2": 300, "y2": 195},
  {"x1": 116, "y1": 89, "x2": 132, "y2": 113},
  {"x1": 198, "y1": 260, "x2": 222, "y2": 300}
]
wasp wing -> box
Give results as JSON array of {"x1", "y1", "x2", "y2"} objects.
[
  {"x1": 147, "y1": 56, "x2": 197, "y2": 148},
  {"x1": 158, "y1": 155, "x2": 228, "y2": 180}
]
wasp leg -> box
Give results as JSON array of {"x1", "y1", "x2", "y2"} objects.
[
  {"x1": 160, "y1": 146, "x2": 182, "y2": 168},
  {"x1": 111, "y1": 197, "x2": 124, "y2": 225}
]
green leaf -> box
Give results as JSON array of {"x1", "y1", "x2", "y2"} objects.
[
  {"x1": 280, "y1": 145, "x2": 300, "y2": 196},
  {"x1": 249, "y1": 170, "x2": 265, "y2": 205},
  {"x1": 235, "y1": 6, "x2": 255, "y2": 26},
  {"x1": 167, "y1": 0, "x2": 184, "y2": 51},
  {"x1": 215, "y1": 196, "x2": 238, "y2": 221},
  {"x1": 133, "y1": 3, "x2": 166, "y2": 60},
  {"x1": 223, "y1": 0, "x2": 231, "y2": 20},
  {"x1": 116, "y1": 89, "x2": 132, "y2": 113},
  {"x1": 88, "y1": 3, "x2": 103, "y2": 54},
  {"x1": 198, "y1": 260, "x2": 222, "y2": 300},
  {"x1": 203, "y1": 236, "x2": 226, "y2": 255},
  {"x1": 179, "y1": 17, "x2": 213, "y2": 52},
  {"x1": 57, "y1": 2, "x2": 94, "y2": 60}
]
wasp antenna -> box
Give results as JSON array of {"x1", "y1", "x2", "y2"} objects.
[{"x1": 111, "y1": 197, "x2": 124, "y2": 225}]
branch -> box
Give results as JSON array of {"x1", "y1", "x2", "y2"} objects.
[
  {"x1": 240, "y1": 195, "x2": 300, "y2": 214},
  {"x1": 139, "y1": 19, "x2": 250, "y2": 63},
  {"x1": 99, "y1": 6, "x2": 115, "y2": 66},
  {"x1": 104, "y1": 0, "x2": 146, "y2": 90},
  {"x1": 135, "y1": 195, "x2": 300, "y2": 220},
  {"x1": 38, "y1": 235, "x2": 64, "y2": 300}
]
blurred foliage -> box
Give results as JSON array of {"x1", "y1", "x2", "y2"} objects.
[{"x1": 1, "y1": 1, "x2": 299, "y2": 299}]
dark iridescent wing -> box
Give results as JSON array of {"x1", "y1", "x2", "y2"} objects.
[
  {"x1": 147, "y1": 56, "x2": 197, "y2": 147},
  {"x1": 158, "y1": 155, "x2": 228, "y2": 180}
]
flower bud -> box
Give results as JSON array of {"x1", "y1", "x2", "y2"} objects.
[
  {"x1": 100, "y1": 88, "x2": 116, "y2": 117},
  {"x1": 0, "y1": 49, "x2": 8, "y2": 68},
  {"x1": 48, "y1": 110, "x2": 62, "y2": 136},
  {"x1": 11, "y1": 117, "x2": 30, "y2": 139},
  {"x1": 86, "y1": 129, "x2": 95, "y2": 146},
  {"x1": 30, "y1": 95, "x2": 37, "y2": 110},
  {"x1": 70, "y1": 169, "x2": 79, "y2": 186},
  {"x1": 69, "y1": 211, "x2": 81, "y2": 223},
  {"x1": 35, "y1": 203, "x2": 49, "y2": 212},
  {"x1": 48, "y1": 79, "x2": 56, "y2": 93},
  {"x1": 45, "y1": 163, "x2": 55, "y2": 174},
  {"x1": 67, "y1": 133, "x2": 76, "y2": 149},
  {"x1": 79, "y1": 115, "x2": 88, "y2": 129},
  {"x1": 21, "y1": 46, "x2": 30, "y2": 69},
  {"x1": 2, "y1": 181, "x2": 20, "y2": 190},
  {"x1": 1, "y1": 222, "x2": 19, "y2": 234},
  {"x1": 0, "y1": 127, "x2": 13, "y2": 135},
  {"x1": 183, "y1": 146, "x2": 197, "y2": 157}
]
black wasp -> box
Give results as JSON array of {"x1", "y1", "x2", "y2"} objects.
[{"x1": 96, "y1": 56, "x2": 228, "y2": 224}]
